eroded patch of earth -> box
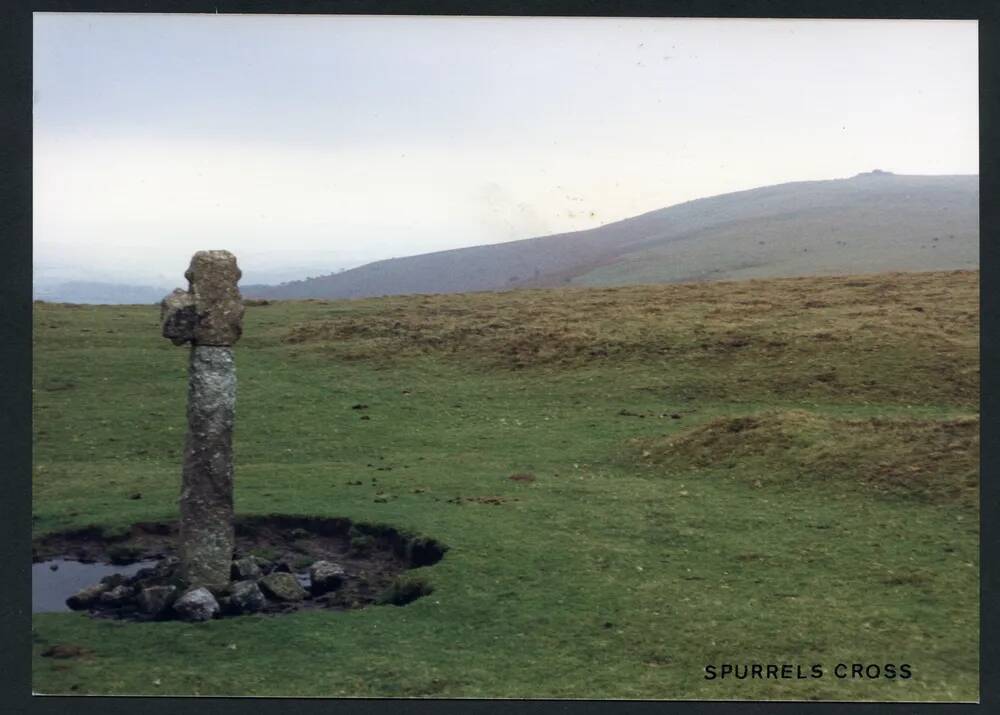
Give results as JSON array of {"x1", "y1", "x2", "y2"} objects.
[{"x1": 32, "y1": 515, "x2": 447, "y2": 621}]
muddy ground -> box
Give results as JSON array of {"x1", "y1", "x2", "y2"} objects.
[{"x1": 32, "y1": 515, "x2": 446, "y2": 618}]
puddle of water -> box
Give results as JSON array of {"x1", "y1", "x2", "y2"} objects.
[{"x1": 32, "y1": 559, "x2": 158, "y2": 613}]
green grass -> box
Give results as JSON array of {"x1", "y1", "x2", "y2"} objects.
[{"x1": 31, "y1": 270, "x2": 979, "y2": 699}]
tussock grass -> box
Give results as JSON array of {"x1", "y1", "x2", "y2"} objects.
[
  {"x1": 280, "y1": 270, "x2": 978, "y2": 407},
  {"x1": 635, "y1": 410, "x2": 979, "y2": 508}
]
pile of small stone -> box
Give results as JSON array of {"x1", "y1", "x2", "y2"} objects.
[{"x1": 66, "y1": 554, "x2": 348, "y2": 622}]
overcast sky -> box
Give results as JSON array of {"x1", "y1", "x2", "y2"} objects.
[{"x1": 33, "y1": 14, "x2": 978, "y2": 287}]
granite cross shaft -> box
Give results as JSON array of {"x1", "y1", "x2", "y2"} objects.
[{"x1": 160, "y1": 250, "x2": 245, "y2": 589}]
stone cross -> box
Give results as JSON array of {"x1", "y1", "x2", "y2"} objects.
[{"x1": 161, "y1": 251, "x2": 245, "y2": 589}]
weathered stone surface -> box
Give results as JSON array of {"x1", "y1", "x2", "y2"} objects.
[
  {"x1": 231, "y1": 556, "x2": 263, "y2": 581},
  {"x1": 185, "y1": 250, "x2": 245, "y2": 347},
  {"x1": 309, "y1": 560, "x2": 347, "y2": 595},
  {"x1": 66, "y1": 584, "x2": 106, "y2": 610},
  {"x1": 173, "y1": 587, "x2": 220, "y2": 621},
  {"x1": 99, "y1": 573, "x2": 127, "y2": 589},
  {"x1": 162, "y1": 250, "x2": 244, "y2": 589},
  {"x1": 137, "y1": 585, "x2": 178, "y2": 617},
  {"x1": 178, "y1": 344, "x2": 237, "y2": 588},
  {"x1": 161, "y1": 250, "x2": 244, "y2": 347},
  {"x1": 259, "y1": 572, "x2": 308, "y2": 602},
  {"x1": 161, "y1": 289, "x2": 198, "y2": 346},
  {"x1": 153, "y1": 556, "x2": 181, "y2": 579},
  {"x1": 98, "y1": 584, "x2": 134, "y2": 607},
  {"x1": 230, "y1": 580, "x2": 266, "y2": 613},
  {"x1": 205, "y1": 581, "x2": 232, "y2": 600}
]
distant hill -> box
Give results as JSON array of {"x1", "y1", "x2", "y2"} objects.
[
  {"x1": 243, "y1": 172, "x2": 978, "y2": 300},
  {"x1": 33, "y1": 281, "x2": 171, "y2": 305}
]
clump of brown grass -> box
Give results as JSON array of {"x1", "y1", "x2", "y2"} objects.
[
  {"x1": 282, "y1": 292, "x2": 664, "y2": 367},
  {"x1": 637, "y1": 410, "x2": 979, "y2": 508},
  {"x1": 277, "y1": 270, "x2": 978, "y2": 406}
]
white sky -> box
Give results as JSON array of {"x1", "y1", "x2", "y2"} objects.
[{"x1": 33, "y1": 14, "x2": 979, "y2": 287}]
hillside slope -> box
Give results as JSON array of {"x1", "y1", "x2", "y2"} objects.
[{"x1": 243, "y1": 172, "x2": 978, "y2": 300}]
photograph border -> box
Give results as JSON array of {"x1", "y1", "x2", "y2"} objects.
[{"x1": 3, "y1": 0, "x2": 997, "y2": 712}]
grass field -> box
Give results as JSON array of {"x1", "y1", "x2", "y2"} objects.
[{"x1": 31, "y1": 269, "x2": 979, "y2": 700}]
